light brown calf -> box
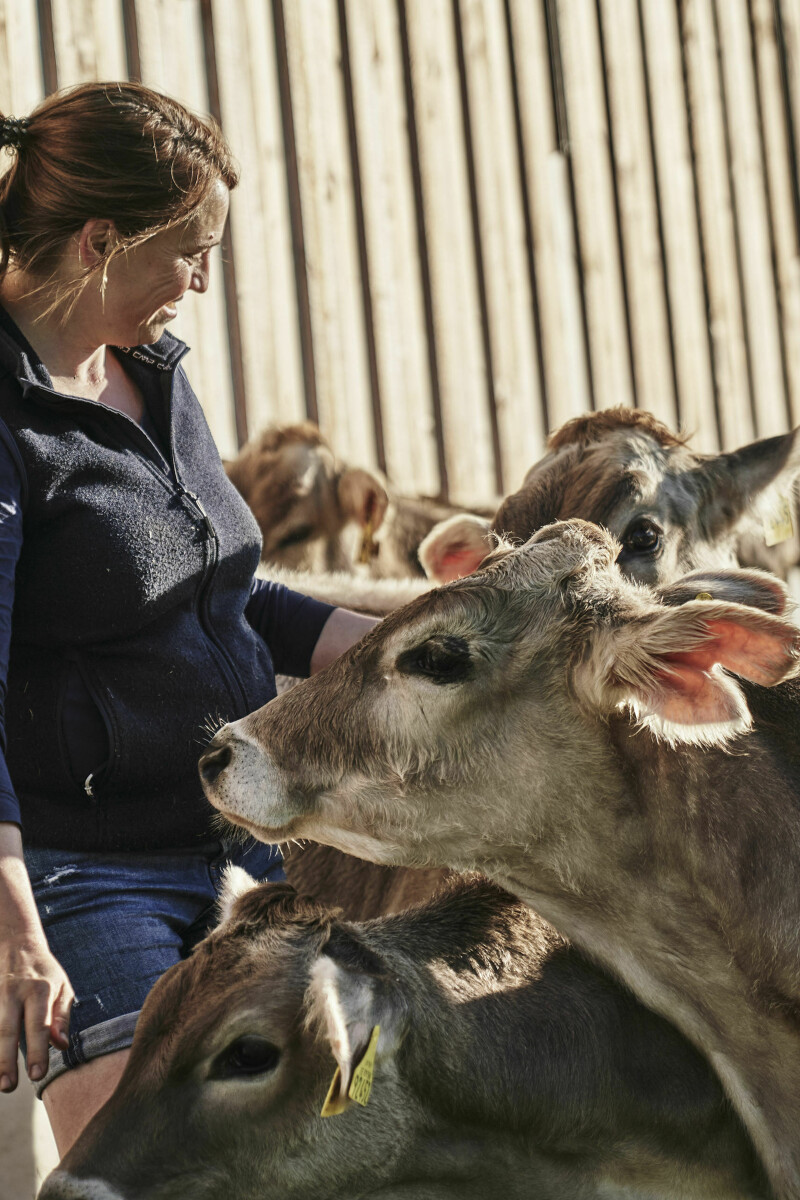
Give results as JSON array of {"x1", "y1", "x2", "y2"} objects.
[
  {"x1": 40, "y1": 877, "x2": 767, "y2": 1200},
  {"x1": 226, "y1": 420, "x2": 493, "y2": 580},
  {"x1": 200, "y1": 531, "x2": 800, "y2": 1199}
]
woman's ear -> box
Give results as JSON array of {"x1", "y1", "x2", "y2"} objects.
[{"x1": 77, "y1": 218, "x2": 118, "y2": 268}]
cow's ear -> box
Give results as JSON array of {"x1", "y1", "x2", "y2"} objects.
[
  {"x1": 656, "y1": 568, "x2": 790, "y2": 615},
  {"x1": 578, "y1": 600, "x2": 800, "y2": 744},
  {"x1": 418, "y1": 514, "x2": 494, "y2": 582},
  {"x1": 308, "y1": 929, "x2": 405, "y2": 1115},
  {"x1": 698, "y1": 428, "x2": 800, "y2": 534},
  {"x1": 216, "y1": 864, "x2": 259, "y2": 926},
  {"x1": 336, "y1": 468, "x2": 390, "y2": 531}
]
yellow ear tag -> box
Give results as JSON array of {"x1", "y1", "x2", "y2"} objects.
[
  {"x1": 358, "y1": 515, "x2": 379, "y2": 565},
  {"x1": 762, "y1": 493, "x2": 795, "y2": 548},
  {"x1": 695, "y1": 591, "x2": 713, "y2": 601},
  {"x1": 320, "y1": 1025, "x2": 380, "y2": 1118}
]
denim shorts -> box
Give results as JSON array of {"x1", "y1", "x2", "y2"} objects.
[{"x1": 23, "y1": 837, "x2": 284, "y2": 1096}]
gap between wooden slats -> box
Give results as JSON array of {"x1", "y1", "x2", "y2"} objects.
[
  {"x1": 599, "y1": 0, "x2": 677, "y2": 430},
  {"x1": 404, "y1": 0, "x2": 498, "y2": 505},
  {"x1": 640, "y1": 0, "x2": 718, "y2": 450},
  {"x1": 50, "y1": 0, "x2": 126, "y2": 86},
  {"x1": 344, "y1": 0, "x2": 439, "y2": 496},
  {"x1": 506, "y1": 0, "x2": 591, "y2": 431},
  {"x1": 682, "y1": 0, "x2": 753, "y2": 449},
  {"x1": 753, "y1": 0, "x2": 800, "y2": 429},
  {"x1": 716, "y1": 0, "x2": 789, "y2": 439},
  {"x1": 458, "y1": 0, "x2": 545, "y2": 495},
  {"x1": 282, "y1": 0, "x2": 377, "y2": 470},
  {"x1": 135, "y1": 0, "x2": 236, "y2": 459}
]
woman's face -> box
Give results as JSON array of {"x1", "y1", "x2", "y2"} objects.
[{"x1": 102, "y1": 178, "x2": 230, "y2": 347}]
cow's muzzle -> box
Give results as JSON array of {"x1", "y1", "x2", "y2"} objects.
[{"x1": 198, "y1": 723, "x2": 308, "y2": 840}]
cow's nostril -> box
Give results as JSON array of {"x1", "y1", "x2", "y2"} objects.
[{"x1": 199, "y1": 743, "x2": 233, "y2": 786}]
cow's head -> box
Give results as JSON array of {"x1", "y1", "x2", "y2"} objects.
[
  {"x1": 39, "y1": 878, "x2": 413, "y2": 1200},
  {"x1": 424, "y1": 409, "x2": 800, "y2": 586},
  {"x1": 199, "y1": 520, "x2": 800, "y2": 873},
  {"x1": 225, "y1": 421, "x2": 389, "y2": 572}
]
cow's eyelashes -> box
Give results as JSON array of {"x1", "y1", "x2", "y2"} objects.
[
  {"x1": 396, "y1": 636, "x2": 473, "y2": 684},
  {"x1": 211, "y1": 1036, "x2": 280, "y2": 1080},
  {"x1": 620, "y1": 519, "x2": 662, "y2": 556},
  {"x1": 276, "y1": 524, "x2": 313, "y2": 550}
]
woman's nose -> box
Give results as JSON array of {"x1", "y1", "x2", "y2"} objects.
[{"x1": 190, "y1": 250, "x2": 211, "y2": 294}]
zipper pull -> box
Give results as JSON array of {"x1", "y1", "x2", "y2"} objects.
[
  {"x1": 183, "y1": 489, "x2": 215, "y2": 538},
  {"x1": 84, "y1": 774, "x2": 95, "y2": 799}
]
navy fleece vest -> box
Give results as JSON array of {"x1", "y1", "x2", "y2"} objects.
[{"x1": 0, "y1": 329, "x2": 276, "y2": 851}]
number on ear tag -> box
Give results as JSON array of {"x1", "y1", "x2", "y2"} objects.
[{"x1": 320, "y1": 1025, "x2": 381, "y2": 1118}]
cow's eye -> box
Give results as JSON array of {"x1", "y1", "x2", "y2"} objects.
[
  {"x1": 621, "y1": 519, "x2": 662, "y2": 555},
  {"x1": 276, "y1": 524, "x2": 313, "y2": 550},
  {"x1": 211, "y1": 1036, "x2": 280, "y2": 1079},
  {"x1": 396, "y1": 635, "x2": 473, "y2": 684}
]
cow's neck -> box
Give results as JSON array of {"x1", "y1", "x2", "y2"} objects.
[{"x1": 492, "y1": 713, "x2": 800, "y2": 1199}]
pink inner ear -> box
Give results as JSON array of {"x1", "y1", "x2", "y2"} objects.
[
  {"x1": 663, "y1": 619, "x2": 795, "y2": 686},
  {"x1": 652, "y1": 662, "x2": 744, "y2": 724},
  {"x1": 432, "y1": 545, "x2": 488, "y2": 582}
]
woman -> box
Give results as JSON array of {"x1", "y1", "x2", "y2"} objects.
[{"x1": 0, "y1": 82, "x2": 375, "y2": 1155}]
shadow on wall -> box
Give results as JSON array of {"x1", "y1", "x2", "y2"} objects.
[{"x1": 0, "y1": 1055, "x2": 58, "y2": 1199}]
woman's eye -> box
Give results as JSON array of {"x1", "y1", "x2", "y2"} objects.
[
  {"x1": 622, "y1": 520, "x2": 662, "y2": 555},
  {"x1": 211, "y1": 1036, "x2": 280, "y2": 1080},
  {"x1": 396, "y1": 635, "x2": 473, "y2": 684}
]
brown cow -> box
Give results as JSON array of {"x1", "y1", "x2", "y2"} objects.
[
  {"x1": 226, "y1": 420, "x2": 493, "y2": 580},
  {"x1": 199, "y1": 537, "x2": 800, "y2": 1199},
  {"x1": 39, "y1": 875, "x2": 768, "y2": 1200},
  {"x1": 421, "y1": 408, "x2": 800, "y2": 585}
]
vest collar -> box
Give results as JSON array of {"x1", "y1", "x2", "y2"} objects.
[{"x1": 0, "y1": 305, "x2": 189, "y2": 389}]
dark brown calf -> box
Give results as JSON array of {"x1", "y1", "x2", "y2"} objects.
[{"x1": 40, "y1": 878, "x2": 768, "y2": 1200}]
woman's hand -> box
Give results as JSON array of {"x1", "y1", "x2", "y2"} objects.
[{"x1": 0, "y1": 823, "x2": 72, "y2": 1091}]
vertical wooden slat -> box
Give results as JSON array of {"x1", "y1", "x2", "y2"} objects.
[
  {"x1": 50, "y1": 0, "x2": 126, "y2": 85},
  {"x1": 599, "y1": 0, "x2": 677, "y2": 428},
  {"x1": 272, "y1": 0, "x2": 318, "y2": 427},
  {"x1": 683, "y1": 0, "x2": 754, "y2": 448},
  {"x1": 404, "y1": 0, "x2": 499, "y2": 504},
  {"x1": 0, "y1": 0, "x2": 44, "y2": 115},
  {"x1": 506, "y1": 0, "x2": 592, "y2": 429},
  {"x1": 557, "y1": 0, "x2": 634, "y2": 415},
  {"x1": 199, "y1": 0, "x2": 248, "y2": 448},
  {"x1": 210, "y1": 0, "x2": 305, "y2": 438},
  {"x1": 780, "y1": 0, "x2": 800, "y2": 185},
  {"x1": 136, "y1": 0, "x2": 237, "y2": 458},
  {"x1": 639, "y1": 0, "x2": 718, "y2": 448},
  {"x1": 457, "y1": 0, "x2": 546, "y2": 493},
  {"x1": 337, "y1": 0, "x2": 386, "y2": 475},
  {"x1": 345, "y1": 0, "x2": 439, "y2": 495},
  {"x1": 752, "y1": 0, "x2": 800, "y2": 428},
  {"x1": 715, "y1": 0, "x2": 788, "y2": 438},
  {"x1": 282, "y1": 0, "x2": 376, "y2": 468}
]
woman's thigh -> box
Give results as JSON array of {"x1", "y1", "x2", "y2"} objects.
[
  {"x1": 23, "y1": 837, "x2": 284, "y2": 1099},
  {"x1": 43, "y1": 1048, "x2": 131, "y2": 1158}
]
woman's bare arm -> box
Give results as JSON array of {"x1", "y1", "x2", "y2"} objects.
[{"x1": 309, "y1": 608, "x2": 380, "y2": 675}]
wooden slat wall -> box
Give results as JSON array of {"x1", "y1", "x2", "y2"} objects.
[{"x1": 0, "y1": 0, "x2": 798, "y2": 496}]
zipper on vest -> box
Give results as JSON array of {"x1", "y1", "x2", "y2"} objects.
[{"x1": 178, "y1": 485, "x2": 251, "y2": 716}]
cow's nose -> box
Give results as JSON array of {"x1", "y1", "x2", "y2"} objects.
[{"x1": 199, "y1": 740, "x2": 233, "y2": 786}]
